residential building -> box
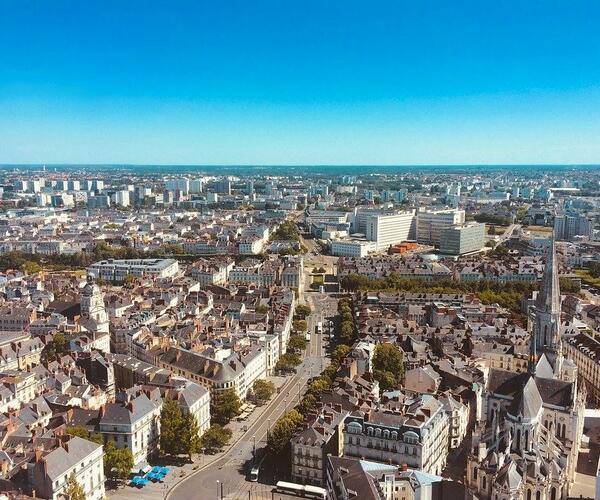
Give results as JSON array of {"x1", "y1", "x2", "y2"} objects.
[
  {"x1": 30, "y1": 436, "x2": 105, "y2": 500},
  {"x1": 554, "y1": 212, "x2": 593, "y2": 241},
  {"x1": 98, "y1": 391, "x2": 162, "y2": 466},
  {"x1": 291, "y1": 404, "x2": 348, "y2": 486},
  {"x1": 343, "y1": 395, "x2": 449, "y2": 475}
]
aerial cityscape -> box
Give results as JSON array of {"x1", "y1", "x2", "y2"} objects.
[{"x1": 2, "y1": 2, "x2": 600, "y2": 500}]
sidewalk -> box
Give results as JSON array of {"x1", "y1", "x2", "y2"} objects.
[{"x1": 107, "y1": 374, "x2": 291, "y2": 500}]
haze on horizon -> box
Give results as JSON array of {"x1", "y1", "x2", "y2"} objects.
[{"x1": 1, "y1": 1, "x2": 600, "y2": 166}]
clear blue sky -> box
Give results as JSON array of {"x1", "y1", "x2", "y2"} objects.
[{"x1": 1, "y1": 0, "x2": 600, "y2": 165}]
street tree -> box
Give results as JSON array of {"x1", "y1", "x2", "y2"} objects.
[
  {"x1": 64, "y1": 473, "x2": 86, "y2": 500},
  {"x1": 292, "y1": 319, "x2": 308, "y2": 332},
  {"x1": 201, "y1": 425, "x2": 232, "y2": 454},
  {"x1": 267, "y1": 411, "x2": 302, "y2": 455},
  {"x1": 160, "y1": 399, "x2": 183, "y2": 455},
  {"x1": 253, "y1": 379, "x2": 276, "y2": 405},
  {"x1": 331, "y1": 345, "x2": 350, "y2": 365},
  {"x1": 213, "y1": 388, "x2": 242, "y2": 424},
  {"x1": 104, "y1": 441, "x2": 134, "y2": 481},
  {"x1": 180, "y1": 413, "x2": 203, "y2": 460},
  {"x1": 294, "y1": 304, "x2": 312, "y2": 319},
  {"x1": 287, "y1": 335, "x2": 307, "y2": 352}
]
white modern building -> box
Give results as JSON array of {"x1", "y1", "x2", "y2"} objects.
[
  {"x1": 365, "y1": 211, "x2": 416, "y2": 251},
  {"x1": 330, "y1": 239, "x2": 375, "y2": 257},
  {"x1": 416, "y1": 208, "x2": 465, "y2": 247},
  {"x1": 88, "y1": 258, "x2": 180, "y2": 283}
]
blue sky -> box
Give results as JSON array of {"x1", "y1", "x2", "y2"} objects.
[{"x1": 1, "y1": 0, "x2": 600, "y2": 165}]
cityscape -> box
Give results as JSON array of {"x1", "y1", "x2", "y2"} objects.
[
  {"x1": 0, "y1": 165, "x2": 598, "y2": 500},
  {"x1": 2, "y1": 2, "x2": 600, "y2": 500}
]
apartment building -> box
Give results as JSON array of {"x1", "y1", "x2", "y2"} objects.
[
  {"x1": 554, "y1": 212, "x2": 593, "y2": 241},
  {"x1": 291, "y1": 405, "x2": 348, "y2": 486},
  {"x1": 189, "y1": 258, "x2": 234, "y2": 286},
  {"x1": 30, "y1": 436, "x2": 105, "y2": 500},
  {"x1": 330, "y1": 239, "x2": 375, "y2": 257},
  {"x1": 159, "y1": 345, "x2": 267, "y2": 401},
  {"x1": 564, "y1": 333, "x2": 600, "y2": 406},
  {"x1": 98, "y1": 392, "x2": 162, "y2": 466},
  {"x1": 229, "y1": 260, "x2": 281, "y2": 286},
  {"x1": 343, "y1": 395, "x2": 449, "y2": 476},
  {"x1": 0, "y1": 306, "x2": 37, "y2": 332}
]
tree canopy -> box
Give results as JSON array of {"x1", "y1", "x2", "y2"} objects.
[
  {"x1": 294, "y1": 304, "x2": 312, "y2": 319},
  {"x1": 267, "y1": 410, "x2": 303, "y2": 455},
  {"x1": 66, "y1": 426, "x2": 103, "y2": 445},
  {"x1": 160, "y1": 399, "x2": 184, "y2": 455},
  {"x1": 64, "y1": 473, "x2": 86, "y2": 500},
  {"x1": 253, "y1": 379, "x2": 276, "y2": 405},
  {"x1": 160, "y1": 399, "x2": 203, "y2": 458},
  {"x1": 372, "y1": 343, "x2": 404, "y2": 391},
  {"x1": 287, "y1": 335, "x2": 307, "y2": 352},
  {"x1": 104, "y1": 441, "x2": 134, "y2": 480},
  {"x1": 201, "y1": 425, "x2": 232, "y2": 454},
  {"x1": 213, "y1": 388, "x2": 242, "y2": 424}
]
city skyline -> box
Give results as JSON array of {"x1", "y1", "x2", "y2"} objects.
[{"x1": 2, "y1": 1, "x2": 600, "y2": 165}]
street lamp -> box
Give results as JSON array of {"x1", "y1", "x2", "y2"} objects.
[{"x1": 216, "y1": 480, "x2": 220, "y2": 500}]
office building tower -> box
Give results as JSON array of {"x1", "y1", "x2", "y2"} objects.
[
  {"x1": 365, "y1": 211, "x2": 416, "y2": 251},
  {"x1": 416, "y1": 209, "x2": 465, "y2": 247},
  {"x1": 439, "y1": 223, "x2": 485, "y2": 255}
]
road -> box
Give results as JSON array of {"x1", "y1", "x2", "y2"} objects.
[
  {"x1": 167, "y1": 300, "x2": 334, "y2": 500},
  {"x1": 494, "y1": 223, "x2": 520, "y2": 248}
]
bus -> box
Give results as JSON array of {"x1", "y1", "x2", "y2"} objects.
[
  {"x1": 316, "y1": 322, "x2": 323, "y2": 334},
  {"x1": 249, "y1": 465, "x2": 260, "y2": 482},
  {"x1": 275, "y1": 481, "x2": 327, "y2": 499}
]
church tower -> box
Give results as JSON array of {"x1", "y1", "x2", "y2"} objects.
[
  {"x1": 80, "y1": 274, "x2": 109, "y2": 334},
  {"x1": 533, "y1": 236, "x2": 561, "y2": 351}
]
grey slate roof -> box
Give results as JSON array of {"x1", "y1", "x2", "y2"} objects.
[{"x1": 42, "y1": 436, "x2": 101, "y2": 481}]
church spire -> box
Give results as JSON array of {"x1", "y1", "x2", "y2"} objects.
[
  {"x1": 535, "y1": 235, "x2": 560, "y2": 316},
  {"x1": 531, "y1": 234, "x2": 562, "y2": 356}
]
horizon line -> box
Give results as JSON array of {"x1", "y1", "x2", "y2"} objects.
[{"x1": 1, "y1": 163, "x2": 600, "y2": 168}]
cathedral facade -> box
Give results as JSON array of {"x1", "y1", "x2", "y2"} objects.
[{"x1": 466, "y1": 238, "x2": 585, "y2": 500}]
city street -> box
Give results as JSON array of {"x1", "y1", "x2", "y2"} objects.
[{"x1": 166, "y1": 301, "x2": 333, "y2": 500}]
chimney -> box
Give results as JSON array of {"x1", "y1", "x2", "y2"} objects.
[{"x1": 401, "y1": 463, "x2": 408, "y2": 471}]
